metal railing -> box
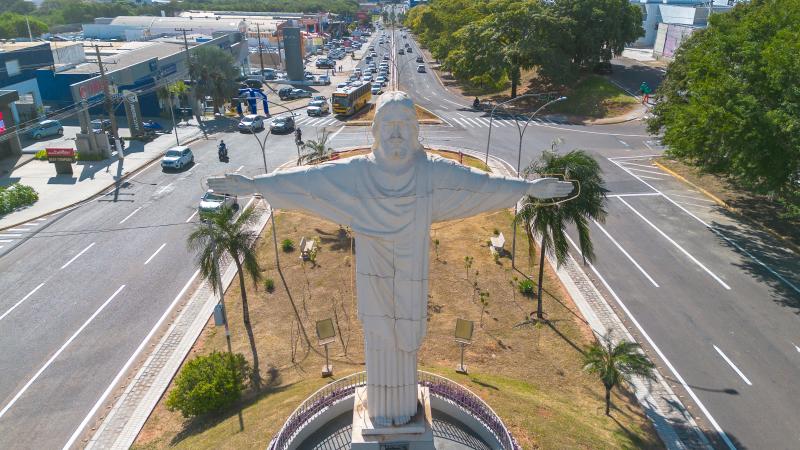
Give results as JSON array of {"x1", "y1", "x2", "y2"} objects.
[{"x1": 267, "y1": 370, "x2": 519, "y2": 450}]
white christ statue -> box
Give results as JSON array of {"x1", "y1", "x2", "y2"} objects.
[{"x1": 207, "y1": 91, "x2": 573, "y2": 428}]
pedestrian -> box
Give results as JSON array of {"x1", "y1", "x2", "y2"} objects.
[{"x1": 339, "y1": 65, "x2": 343, "y2": 72}]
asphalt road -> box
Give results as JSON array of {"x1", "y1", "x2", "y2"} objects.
[{"x1": 1, "y1": 27, "x2": 798, "y2": 450}]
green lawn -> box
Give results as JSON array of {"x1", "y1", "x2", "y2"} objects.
[{"x1": 548, "y1": 75, "x2": 638, "y2": 119}]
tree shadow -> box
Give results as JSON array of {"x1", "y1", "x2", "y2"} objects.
[
  {"x1": 469, "y1": 378, "x2": 499, "y2": 391},
  {"x1": 545, "y1": 321, "x2": 586, "y2": 357},
  {"x1": 315, "y1": 227, "x2": 353, "y2": 253}
]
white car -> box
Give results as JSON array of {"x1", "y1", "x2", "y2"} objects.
[
  {"x1": 375, "y1": 76, "x2": 387, "y2": 86},
  {"x1": 362, "y1": 74, "x2": 373, "y2": 82},
  {"x1": 160, "y1": 146, "x2": 194, "y2": 170},
  {"x1": 198, "y1": 190, "x2": 239, "y2": 218},
  {"x1": 307, "y1": 100, "x2": 330, "y2": 116},
  {"x1": 371, "y1": 85, "x2": 382, "y2": 95},
  {"x1": 237, "y1": 114, "x2": 265, "y2": 132}
]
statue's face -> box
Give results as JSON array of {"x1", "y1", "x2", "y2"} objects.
[{"x1": 374, "y1": 103, "x2": 419, "y2": 166}]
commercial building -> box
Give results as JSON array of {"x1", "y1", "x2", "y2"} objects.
[
  {"x1": 0, "y1": 42, "x2": 54, "y2": 124},
  {"x1": 630, "y1": 0, "x2": 734, "y2": 48},
  {"x1": 0, "y1": 90, "x2": 22, "y2": 158}
]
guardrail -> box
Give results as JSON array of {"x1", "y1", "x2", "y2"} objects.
[{"x1": 267, "y1": 370, "x2": 519, "y2": 450}]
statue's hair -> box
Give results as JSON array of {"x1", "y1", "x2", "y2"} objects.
[{"x1": 373, "y1": 91, "x2": 417, "y2": 125}]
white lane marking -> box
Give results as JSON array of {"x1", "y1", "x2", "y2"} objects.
[
  {"x1": 625, "y1": 167, "x2": 668, "y2": 176},
  {"x1": 0, "y1": 239, "x2": 12, "y2": 243},
  {"x1": 617, "y1": 138, "x2": 630, "y2": 147},
  {"x1": 0, "y1": 283, "x2": 45, "y2": 322},
  {"x1": 643, "y1": 140, "x2": 654, "y2": 150},
  {"x1": 617, "y1": 197, "x2": 731, "y2": 290},
  {"x1": 467, "y1": 118, "x2": 483, "y2": 127},
  {"x1": 609, "y1": 154, "x2": 662, "y2": 160},
  {"x1": 294, "y1": 116, "x2": 308, "y2": 123},
  {"x1": 307, "y1": 118, "x2": 321, "y2": 126},
  {"x1": 144, "y1": 243, "x2": 166, "y2": 265},
  {"x1": 795, "y1": 343, "x2": 800, "y2": 353},
  {"x1": 0, "y1": 234, "x2": 22, "y2": 238},
  {"x1": 185, "y1": 210, "x2": 198, "y2": 223},
  {"x1": 327, "y1": 125, "x2": 346, "y2": 143},
  {"x1": 477, "y1": 118, "x2": 492, "y2": 127},
  {"x1": 7, "y1": 228, "x2": 31, "y2": 232},
  {"x1": 456, "y1": 112, "x2": 466, "y2": 118},
  {"x1": 669, "y1": 193, "x2": 715, "y2": 203},
  {"x1": 0, "y1": 285, "x2": 126, "y2": 419},
  {"x1": 442, "y1": 98, "x2": 464, "y2": 107},
  {"x1": 421, "y1": 96, "x2": 431, "y2": 101},
  {"x1": 564, "y1": 233, "x2": 737, "y2": 450},
  {"x1": 119, "y1": 207, "x2": 142, "y2": 224},
  {"x1": 492, "y1": 119, "x2": 506, "y2": 127},
  {"x1": 622, "y1": 162, "x2": 658, "y2": 170},
  {"x1": 60, "y1": 242, "x2": 96, "y2": 270},
  {"x1": 592, "y1": 220, "x2": 659, "y2": 287},
  {"x1": 636, "y1": 175, "x2": 666, "y2": 181},
  {"x1": 713, "y1": 345, "x2": 753, "y2": 386},
  {"x1": 610, "y1": 157, "x2": 800, "y2": 296},
  {"x1": 607, "y1": 193, "x2": 662, "y2": 198},
  {"x1": 673, "y1": 200, "x2": 713, "y2": 209},
  {"x1": 438, "y1": 104, "x2": 449, "y2": 110},
  {"x1": 454, "y1": 118, "x2": 470, "y2": 128},
  {"x1": 235, "y1": 165, "x2": 244, "y2": 172},
  {"x1": 62, "y1": 270, "x2": 200, "y2": 450}
]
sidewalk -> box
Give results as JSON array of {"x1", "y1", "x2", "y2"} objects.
[{"x1": 0, "y1": 121, "x2": 205, "y2": 230}]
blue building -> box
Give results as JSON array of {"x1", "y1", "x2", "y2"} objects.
[{"x1": 0, "y1": 42, "x2": 54, "y2": 124}]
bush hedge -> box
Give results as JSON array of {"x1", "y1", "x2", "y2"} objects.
[
  {"x1": 0, "y1": 183, "x2": 39, "y2": 215},
  {"x1": 166, "y1": 351, "x2": 249, "y2": 418}
]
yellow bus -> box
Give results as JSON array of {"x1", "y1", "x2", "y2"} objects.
[{"x1": 332, "y1": 82, "x2": 372, "y2": 115}]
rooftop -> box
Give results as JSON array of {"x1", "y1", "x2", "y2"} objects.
[
  {"x1": 0, "y1": 41, "x2": 49, "y2": 52},
  {"x1": 60, "y1": 41, "x2": 186, "y2": 74}
]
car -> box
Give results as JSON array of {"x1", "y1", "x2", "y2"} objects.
[
  {"x1": 242, "y1": 78, "x2": 263, "y2": 89},
  {"x1": 270, "y1": 115, "x2": 295, "y2": 133},
  {"x1": 281, "y1": 89, "x2": 313, "y2": 100},
  {"x1": 398, "y1": 49, "x2": 404, "y2": 55},
  {"x1": 337, "y1": 82, "x2": 348, "y2": 88},
  {"x1": 90, "y1": 119, "x2": 111, "y2": 133},
  {"x1": 262, "y1": 68, "x2": 277, "y2": 80},
  {"x1": 316, "y1": 59, "x2": 334, "y2": 69},
  {"x1": 416, "y1": 56, "x2": 424, "y2": 63},
  {"x1": 312, "y1": 95, "x2": 328, "y2": 102},
  {"x1": 307, "y1": 100, "x2": 330, "y2": 116},
  {"x1": 160, "y1": 146, "x2": 194, "y2": 170},
  {"x1": 318, "y1": 75, "x2": 331, "y2": 85},
  {"x1": 237, "y1": 114, "x2": 265, "y2": 132},
  {"x1": 29, "y1": 119, "x2": 63, "y2": 139},
  {"x1": 348, "y1": 74, "x2": 359, "y2": 82},
  {"x1": 593, "y1": 61, "x2": 613, "y2": 74},
  {"x1": 198, "y1": 190, "x2": 238, "y2": 218},
  {"x1": 375, "y1": 76, "x2": 387, "y2": 86},
  {"x1": 382, "y1": 55, "x2": 389, "y2": 61},
  {"x1": 277, "y1": 87, "x2": 293, "y2": 99},
  {"x1": 406, "y1": 47, "x2": 412, "y2": 53},
  {"x1": 370, "y1": 52, "x2": 377, "y2": 58},
  {"x1": 362, "y1": 74, "x2": 373, "y2": 82},
  {"x1": 417, "y1": 64, "x2": 426, "y2": 73},
  {"x1": 371, "y1": 85, "x2": 382, "y2": 95}
]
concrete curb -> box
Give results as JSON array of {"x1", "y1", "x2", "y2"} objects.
[
  {"x1": 83, "y1": 198, "x2": 273, "y2": 450},
  {"x1": 0, "y1": 130, "x2": 205, "y2": 232},
  {"x1": 654, "y1": 160, "x2": 800, "y2": 256}
]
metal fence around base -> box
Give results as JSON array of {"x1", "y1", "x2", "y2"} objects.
[{"x1": 267, "y1": 370, "x2": 519, "y2": 450}]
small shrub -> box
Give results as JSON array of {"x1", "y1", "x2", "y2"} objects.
[
  {"x1": 493, "y1": 228, "x2": 500, "y2": 235},
  {"x1": 166, "y1": 351, "x2": 249, "y2": 418},
  {"x1": 34, "y1": 149, "x2": 48, "y2": 160},
  {"x1": 264, "y1": 278, "x2": 275, "y2": 293},
  {"x1": 518, "y1": 279, "x2": 535, "y2": 297},
  {"x1": 0, "y1": 183, "x2": 39, "y2": 215},
  {"x1": 281, "y1": 238, "x2": 295, "y2": 252}
]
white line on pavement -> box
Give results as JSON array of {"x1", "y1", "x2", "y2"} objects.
[
  {"x1": 621, "y1": 162, "x2": 657, "y2": 170},
  {"x1": 0, "y1": 239, "x2": 11, "y2": 243},
  {"x1": 616, "y1": 138, "x2": 630, "y2": 147},
  {"x1": 609, "y1": 154, "x2": 662, "y2": 160},
  {"x1": 327, "y1": 125, "x2": 346, "y2": 143},
  {"x1": 144, "y1": 243, "x2": 166, "y2": 265},
  {"x1": 617, "y1": 197, "x2": 731, "y2": 290},
  {"x1": 0, "y1": 283, "x2": 45, "y2": 322},
  {"x1": 625, "y1": 167, "x2": 668, "y2": 176},
  {"x1": 185, "y1": 210, "x2": 198, "y2": 223},
  {"x1": 467, "y1": 118, "x2": 483, "y2": 127},
  {"x1": 635, "y1": 175, "x2": 665, "y2": 181},
  {"x1": 592, "y1": 220, "x2": 659, "y2": 287},
  {"x1": 713, "y1": 345, "x2": 753, "y2": 386},
  {"x1": 607, "y1": 193, "x2": 662, "y2": 198},
  {"x1": 442, "y1": 98, "x2": 464, "y2": 107},
  {"x1": 454, "y1": 118, "x2": 469, "y2": 128},
  {"x1": 119, "y1": 207, "x2": 142, "y2": 224},
  {"x1": 235, "y1": 165, "x2": 244, "y2": 172},
  {"x1": 7, "y1": 228, "x2": 31, "y2": 232},
  {"x1": 610, "y1": 157, "x2": 800, "y2": 296},
  {"x1": 477, "y1": 118, "x2": 492, "y2": 127},
  {"x1": 0, "y1": 285, "x2": 126, "y2": 420},
  {"x1": 669, "y1": 193, "x2": 715, "y2": 203},
  {"x1": 60, "y1": 242, "x2": 96, "y2": 270},
  {"x1": 673, "y1": 200, "x2": 714, "y2": 209},
  {"x1": 643, "y1": 140, "x2": 654, "y2": 150},
  {"x1": 0, "y1": 234, "x2": 22, "y2": 238},
  {"x1": 421, "y1": 96, "x2": 431, "y2": 101},
  {"x1": 456, "y1": 112, "x2": 466, "y2": 117},
  {"x1": 564, "y1": 233, "x2": 738, "y2": 450},
  {"x1": 492, "y1": 120, "x2": 506, "y2": 127},
  {"x1": 795, "y1": 343, "x2": 800, "y2": 353},
  {"x1": 62, "y1": 270, "x2": 200, "y2": 450}
]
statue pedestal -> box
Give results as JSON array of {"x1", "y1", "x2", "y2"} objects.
[{"x1": 351, "y1": 386, "x2": 434, "y2": 450}]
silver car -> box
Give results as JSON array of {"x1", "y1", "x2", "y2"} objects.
[
  {"x1": 29, "y1": 120, "x2": 64, "y2": 139},
  {"x1": 198, "y1": 190, "x2": 239, "y2": 218},
  {"x1": 160, "y1": 146, "x2": 194, "y2": 170},
  {"x1": 237, "y1": 114, "x2": 265, "y2": 132}
]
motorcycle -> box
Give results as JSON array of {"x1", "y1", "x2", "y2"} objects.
[{"x1": 473, "y1": 98, "x2": 480, "y2": 110}]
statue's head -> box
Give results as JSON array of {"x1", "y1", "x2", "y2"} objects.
[{"x1": 371, "y1": 91, "x2": 423, "y2": 170}]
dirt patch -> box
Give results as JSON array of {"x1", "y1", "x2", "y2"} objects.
[
  {"x1": 133, "y1": 202, "x2": 662, "y2": 449},
  {"x1": 657, "y1": 157, "x2": 800, "y2": 252}
]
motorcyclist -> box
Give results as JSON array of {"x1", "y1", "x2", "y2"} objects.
[
  {"x1": 218, "y1": 140, "x2": 227, "y2": 159},
  {"x1": 473, "y1": 97, "x2": 480, "y2": 109}
]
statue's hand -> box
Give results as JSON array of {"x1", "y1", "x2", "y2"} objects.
[
  {"x1": 529, "y1": 177, "x2": 575, "y2": 199},
  {"x1": 206, "y1": 173, "x2": 255, "y2": 196}
]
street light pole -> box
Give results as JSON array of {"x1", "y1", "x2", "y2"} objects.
[{"x1": 483, "y1": 94, "x2": 567, "y2": 268}]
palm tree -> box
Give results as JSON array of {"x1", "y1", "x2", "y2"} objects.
[
  {"x1": 298, "y1": 129, "x2": 334, "y2": 165},
  {"x1": 514, "y1": 144, "x2": 608, "y2": 320},
  {"x1": 187, "y1": 205, "x2": 263, "y2": 390},
  {"x1": 583, "y1": 334, "x2": 656, "y2": 416}
]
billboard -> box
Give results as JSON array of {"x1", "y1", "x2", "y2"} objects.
[{"x1": 46, "y1": 147, "x2": 76, "y2": 163}]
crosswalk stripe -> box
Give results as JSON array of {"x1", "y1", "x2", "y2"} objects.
[
  {"x1": 319, "y1": 118, "x2": 334, "y2": 126},
  {"x1": 454, "y1": 118, "x2": 469, "y2": 128},
  {"x1": 477, "y1": 118, "x2": 492, "y2": 127},
  {"x1": 0, "y1": 240, "x2": 12, "y2": 243},
  {"x1": 306, "y1": 118, "x2": 320, "y2": 126},
  {"x1": 294, "y1": 116, "x2": 308, "y2": 124},
  {"x1": 466, "y1": 118, "x2": 482, "y2": 127},
  {"x1": 492, "y1": 119, "x2": 506, "y2": 127}
]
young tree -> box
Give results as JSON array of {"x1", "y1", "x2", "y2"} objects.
[
  {"x1": 583, "y1": 335, "x2": 655, "y2": 416},
  {"x1": 190, "y1": 45, "x2": 240, "y2": 114},
  {"x1": 298, "y1": 129, "x2": 334, "y2": 165},
  {"x1": 187, "y1": 205, "x2": 264, "y2": 390},
  {"x1": 515, "y1": 146, "x2": 607, "y2": 319},
  {"x1": 648, "y1": 0, "x2": 800, "y2": 195}
]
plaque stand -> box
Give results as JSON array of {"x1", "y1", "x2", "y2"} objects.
[{"x1": 351, "y1": 386, "x2": 434, "y2": 450}]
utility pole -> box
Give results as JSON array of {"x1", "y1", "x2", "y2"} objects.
[
  {"x1": 256, "y1": 23, "x2": 266, "y2": 77},
  {"x1": 175, "y1": 28, "x2": 200, "y2": 125},
  {"x1": 25, "y1": 16, "x2": 33, "y2": 41},
  {"x1": 94, "y1": 45, "x2": 123, "y2": 161}
]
